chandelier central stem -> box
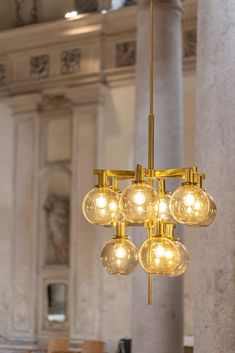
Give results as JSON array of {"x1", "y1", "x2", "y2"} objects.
[{"x1": 148, "y1": 0, "x2": 155, "y2": 171}]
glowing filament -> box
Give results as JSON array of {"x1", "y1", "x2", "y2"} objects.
[
  {"x1": 133, "y1": 191, "x2": 146, "y2": 205},
  {"x1": 96, "y1": 195, "x2": 108, "y2": 208},
  {"x1": 183, "y1": 193, "x2": 195, "y2": 207},
  {"x1": 115, "y1": 246, "x2": 127, "y2": 259}
]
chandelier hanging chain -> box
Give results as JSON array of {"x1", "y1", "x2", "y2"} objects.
[{"x1": 82, "y1": 0, "x2": 217, "y2": 304}]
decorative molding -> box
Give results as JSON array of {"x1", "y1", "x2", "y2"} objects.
[
  {"x1": 30, "y1": 0, "x2": 39, "y2": 24},
  {"x1": 116, "y1": 41, "x2": 136, "y2": 68},
  {"x1": 0, "y1": 64, "x2": 6, "y2": 86},
  {"x1": 39, "y1": 95, "x2": 72, "y2": 112},
  {"x1": 14, "y1": 0, "x2": 25, "y2": 27},
  {"x1": 74, "y1": 0, "x2": 98, "y2": 13},
  {"x1": 14, "y1": 0, "x2": 39, "y2": 27},
  {"x1": 182, "y1": 0, "x2": 197, "y2": 73},
  {"x1": 0, "y1": 5, "x2": 196, "y2": 95},
  {"x1": 30, "y1": 54, "x2": 50, "y2": 79},
  {"x1": 60, "y1": 49, "x2": 81, "y2": 75},
  {"x1": 184, "y1": 29, "x2": 197, "y2": 58}
]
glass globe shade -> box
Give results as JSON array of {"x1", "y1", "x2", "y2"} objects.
[
  {"x1": 120, "y1": 183, "x2": 158, "y2": 223},
  {"x1": 100, "y1": 238, "x2": 138, "y2": 275},
  {"x1": 191, "y1": 192, "x2": 216, "y2": 227},
  {"x1": 155, "y1": 193, "x2": 176, "y2": 223},
  {"x1": 139, "y1": 237, "x2": 180, "y2": 275},
  {"x1": 83, "y1": 187, "x2": 120, "y2": 225},
  {"x1": 169, "y1": 184, "x2": 210, "y2": 225},
  {"x1": 169, "y1": 240, "x2": 189, "y2": 277}
]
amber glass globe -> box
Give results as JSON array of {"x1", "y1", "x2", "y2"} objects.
[
  {"x1": 139, "y1": 237, "x2": 180, "y2": 275},
  {"x1": 120, "y1": 183, "x2": 158, "y2": 223},
  {"x1": 191, "y1": 192, "x2": 217, "y2": 227},
  {"x1": 83, "y1": 187, "x2": 120, "y2": 225},
  {"x1": 155, "y1": 193, "x2": 176, "y2": 223},
  {"x1": 100, "y1": 238, "x2": 138, "y2": 275},
  {"x1": 169, "y1": 240, "x2": 189, "y2": 277},
  {"x1": 169, "y1": 184, "x2": 210, "y2": 225}
]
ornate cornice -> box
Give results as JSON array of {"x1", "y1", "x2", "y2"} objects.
[{"x1": 0, "y1": 3, "x2": 197, "y2": 97}]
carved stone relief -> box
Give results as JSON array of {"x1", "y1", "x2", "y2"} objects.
[
  {"x1": 74, "y1": 0, "x2": 98, "y2": 13},
  {"x1": 14, "y1": 0, "x2": 39, "y2": 27},
  {"x1": 30, "y1": 54, "x2": 49, "y2": 79},
  {"x1": 0, "y1": 65, "x2": 6, "y2": 86},
  {"x1": 15, "y1": 0, "x2": 25, "y2": 26},
  {"x1": 60, "y1": 49, "x2": 81, "y2": 75},
  {"x1": 30, "y1": 0, "x2": 39, "y2": 23},
  {"x1": 184, "y1": 29, "x2": 197, "y2": 58},
  {"x1": 39, "y1": 95, "x2": 72, "y2": 112},
  {"x1": 44, "y1": 194, "x2": 70, "y2": 265},
  {"x1": 116, "y1": 41, "x2": 136, "y2": 67}
]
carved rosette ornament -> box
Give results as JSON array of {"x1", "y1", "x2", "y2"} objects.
[
  {"x1": 116, "y1": 42, "x2": 136, "y2": 67},
  {"x1": 60, "y1": 49, "x2": 81, "y2": 75},
  {"x1": 30, "y1": 54, "x2": 50, "y2": 79}
]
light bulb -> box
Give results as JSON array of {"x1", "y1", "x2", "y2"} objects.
[
  {"x1": 115, "y1": 245, "x2": 127, "y2": 259},
  {"x1": 65, "y1": 10, "x2": 78, "y2": 19},
  {"x1": 139, "y1": 237, "x2": 181, "y2": 275},
  {"x1": 183, "y1": 193, "x2": 195, "y2": 207},
  {"x1": 133, "y1": 191, "x2": 146, "y2": 205},
  {"x1": 96, "y1": 195, "x2": 108, "y2": 208},
  {"x1": 169, "y1": 185, "x2": 210, "y2": 225},
  {"x1": 83, "y1": 187, "x2": 120, "y2": 225},
  {"x1": 100, "y1": 238, "x2": 138, "y2": 275},
  {"x1": 120, "y1": 183, "x2": 158, "y2": 223},
  {"x1": 169, "y1": 240, "x2": 189, "y2": 277},
  {"x1": 155, "y1": 193, "x2": 176, "y2": 223}
]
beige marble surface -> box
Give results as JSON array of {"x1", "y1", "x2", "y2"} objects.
[
  {"x1": 132, "y1": 1, "x2": 184, "y2": 353},
  {"x1": 194, "y1": 1, "x2": 235, "y2": 352}
]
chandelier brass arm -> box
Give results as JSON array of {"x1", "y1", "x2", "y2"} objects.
[{"x1": 94, "y1": 166, "x2": 204, "y2": 184}]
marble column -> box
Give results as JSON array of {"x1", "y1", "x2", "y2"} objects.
[
  {"x1": 132, "y1": 1, "x2": 183, "y2": 353},
  {"x1": 5, "y1": 94, "x2": 41, "y2": 342},
  {"x1": 69, "y1": 85, "x2": 102, "y2": 343},
  {"x1": 194, "y1": 2, "x2": 235, "y2": 353}
]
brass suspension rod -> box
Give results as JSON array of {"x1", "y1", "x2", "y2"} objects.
[
  {"x1": 148, "y1": 0, "x2": 155, "y2": 171},
  {"x1": 148, "y1": 0, "x2": 155, "y2": 306}
]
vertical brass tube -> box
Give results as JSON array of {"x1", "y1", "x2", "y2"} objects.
[
  {"x1": 148, "y1": 0, "x2": 155, "y2": 171},
  {"x1": 148, "y1": 113, "x2": 155, "y2": 170},
  {"x1": 136, "y1": 164, "x2": 145, "y2": 183},
  {"x1": 97, "y1": 171, "x2": 107, "y2": 187},
  {"x1": 116, "y1": 222, "x2": 126, "y2": 238},
  {"x1": 147, "y1": 226, "x2": 153, "y2": 305},
  {"x1": 158, "y1": 178, "x2": 166, "y2": 194},
  {"x1": 150, "y1": 0, "x2": 154, "y2": 116},
  {"x1": 148, "y1": 274, "x2": 153, "y2": 305}
]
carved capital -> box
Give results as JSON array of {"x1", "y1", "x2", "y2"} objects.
[
  {"x1": 138, "y1": 0, "x2": 182, "y2": 11},
  {"x1": 4, "y1": 93, "x2": 41, "y2": 116},
  {"x1": 38, "y1": 94, "x2": 72, "y2": 112}
]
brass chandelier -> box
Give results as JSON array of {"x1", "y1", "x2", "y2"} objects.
[{"x1": 82, "y1": 0, "x2": 216, "y2": 304}]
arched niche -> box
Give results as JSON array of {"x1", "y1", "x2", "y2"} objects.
[{"x1": 39, "y1": 166, "x2": 71, "y2": 267}]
